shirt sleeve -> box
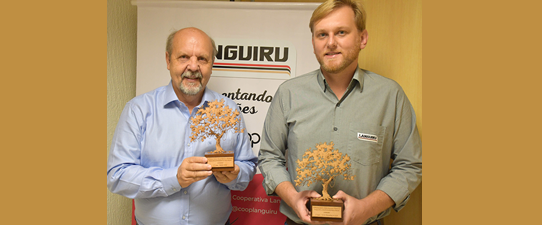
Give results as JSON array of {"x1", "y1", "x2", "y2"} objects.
[
  {"x1": 222, "y1": 113, "x2": 258, "y2": 191},
  {"x1": 257, "y1": 88, "x2": 292, "y2": 196},
  {"x1": 107, "y1": 102, "x2": 182, "y2": 199},
  {"x1": 376, "y1": 89, "x2": 422, "y2": 212}
]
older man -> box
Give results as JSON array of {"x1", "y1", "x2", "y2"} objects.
[
  {"x1": 258, "y1": 1, "x2": 422, "y2": 225},
  {"x1": 107, "y1": 27, "x2": 257, "y2": 225}
]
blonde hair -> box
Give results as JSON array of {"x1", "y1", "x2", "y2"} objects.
[{"x1": 309, "y1": 0, "x2": 367, "y2": 33}]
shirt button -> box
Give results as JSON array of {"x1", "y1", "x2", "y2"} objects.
[
  {"x1": 173, "y1": 188, "x2": 177, "y2": 191},
  {"x1": 184, "y1": 191, "x2": 188, "y2": 194},
  {"x1": 187, "y1": 143, "x2": 190, "y2": 146},
  {"x1": 333, "y1": 127, "x2": 338, "y2": 131},
  {"x1": 182, "y1": 216, "x2": 186, "y2": 220}
]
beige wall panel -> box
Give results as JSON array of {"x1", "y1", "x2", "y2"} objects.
[
  {"x1": 107, "y1": 0, "x2": 137, "y2": 224},
  {"x1": 359, "y1": 0, "x2": 422, "y2": 225}
]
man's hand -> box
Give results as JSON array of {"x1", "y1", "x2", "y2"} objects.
[
  {"x1": 328, "y1": 190, "x2": 394, "y2": 225},
  {"x1": 213, "y1": 164, "x2": 240, "y2": 184},
  {"x1": 177, "y1": 157, "x2": 212, "y2": 188},
  {"x1": 275, "y1": 182, "x2": 326, "y2": 224},
  {"x1": 292, "y1": 190, "x2": 329, "y2": 224},
  {"x1": 324, "y1": 191, "x2": 369, "y2": 225}
]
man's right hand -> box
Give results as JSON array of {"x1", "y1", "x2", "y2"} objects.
[
  {"x1": 177, "y1": 157, "x2": 212, "y2": 188},
  {"x1": 275, "y1": 182, "x2": 325, "y2": 224}
]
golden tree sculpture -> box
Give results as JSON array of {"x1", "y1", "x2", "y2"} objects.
[
  {"x1": 295, "y1": 142, "x2": 355, "y2": 201},
  {"x1": 189, "y1": 99, "x2": 244, "y2": 154}
]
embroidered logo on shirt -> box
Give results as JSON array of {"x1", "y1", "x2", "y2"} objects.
[{"x1": 357, "y1": 133, "x2": 378, "y2": 143}]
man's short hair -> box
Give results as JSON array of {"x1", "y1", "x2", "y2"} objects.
[
  {"x1": 165, "y1": 28, "x2": 218, "y2": 61},
  {"x1": 309, "y1": 0, "x2": 367, "y2": 33}
]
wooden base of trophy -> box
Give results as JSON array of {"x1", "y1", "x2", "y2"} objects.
[
  {"x1": 205, "y1": 151, "x2": 234, "y2": 171},
  {"x1": 309, "y1": 198, "x2": 344, "y2": 222}
]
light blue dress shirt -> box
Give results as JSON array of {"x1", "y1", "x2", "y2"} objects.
[{"x1": 107, "y1": 82, "x2": 257, "y2": 225}]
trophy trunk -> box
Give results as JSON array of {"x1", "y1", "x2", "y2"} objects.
[
  {"x1": 212, "y1": 133, "x2": 225, "y2": 154},
  {"x1": 214, "y1": 142, "x2": 224, "y2": 153},
  {"x1": 320, "y1": 177, "x2": 333, "y2": 200},
  {"x1": 310, "y1": 177, "x2": 343, "y2": 221}
]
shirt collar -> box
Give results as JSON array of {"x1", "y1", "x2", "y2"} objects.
[
  {"x1": 163, "y1": 81, "x2": 179, "y2": 106},
  {"x1": 317, "y1": 66, "x2": 365, "y2": 93},
  {"x1": 355, "y1": 68, "x2": 365, "y2": 93},
  {"x1": 199, "y1": 88, "x2": 215, "y2": 107}
]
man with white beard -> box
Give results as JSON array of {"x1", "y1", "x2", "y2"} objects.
[{"x1": 107, "y1": 27, "x2": 257, "y2": 225}]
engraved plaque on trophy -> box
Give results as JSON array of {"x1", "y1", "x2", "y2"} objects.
[
  {"x1": 309, "y1": 198, "x2": 344, "y2": 221},
  {"x1": 295, "y1": 142, "x2": 355, "y2": 222},
  {"x1": 204, "y1": 151, "x2": 235, "y2": 171},
  {"x1": 190, "y1": 99, "x2": 243, "y2": 171}
]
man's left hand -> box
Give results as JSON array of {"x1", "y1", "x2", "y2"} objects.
[
  {"x1": 213, "y1": 164, "x2": 240, "y2": 184},
  {"x1": 327, "y1": 191, "x2": 370, "y2": 225}
]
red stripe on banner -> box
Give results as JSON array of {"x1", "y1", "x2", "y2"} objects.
[
  {"x1": 229, "y1": 174, "x2": 286, "y2": 225},
  {"x1": 132, "y1": 199, "x2": 136, "y2": 225},
  {"x1": 213, "y1": 62, "x2": 291, "y2": 71}
]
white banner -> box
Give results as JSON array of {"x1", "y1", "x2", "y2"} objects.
[
  {"x1": 209, "y1": 38, "x2": 296, "y2": 160},
  {"x1": 134, "y1": 0, "x2": 320, "y2": 95}
]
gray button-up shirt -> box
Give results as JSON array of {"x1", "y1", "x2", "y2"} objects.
[{"x1": 258, "y1": 68, "x2": 422, "y2": 223}]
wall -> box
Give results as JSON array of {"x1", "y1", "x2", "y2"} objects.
[
  {"x1": 107, "y1": 0, "x2": 137, "y2": 224},
  {"x1": 358, "y1": 0, "x2": 422, "y2": 224}
]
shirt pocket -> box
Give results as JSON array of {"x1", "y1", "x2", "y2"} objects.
[{"x1": 347, "y1": 123, "x2": 386, "y2": 166}]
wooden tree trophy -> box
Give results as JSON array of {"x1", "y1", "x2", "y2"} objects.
[
  {"x1": 190, "y1": 99, "x2": 244, "y2": 171},
  {"x1": 295, "y1": 142, "x2": 355, "y2": 222}
]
